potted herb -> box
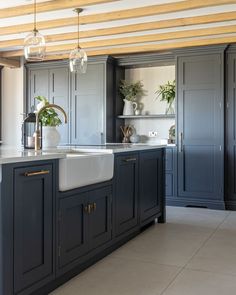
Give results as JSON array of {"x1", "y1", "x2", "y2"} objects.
[
  {"x1": 119, "y1": 80, "x2": 144, "y2": 115},
  {"x1": 35, "y1": 96, "x2": 62, "y2": 148},
  {"x1": 155, "y1": 80, "x2": 175, "y2": 114}
]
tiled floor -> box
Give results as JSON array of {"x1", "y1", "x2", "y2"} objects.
[{"x1": 50, "y1": 206, "x2": 236, "y2": 295}]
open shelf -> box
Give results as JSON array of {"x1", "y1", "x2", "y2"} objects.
[{"x1": 117, "y1": 114, "x2": 175, "y2": 119}]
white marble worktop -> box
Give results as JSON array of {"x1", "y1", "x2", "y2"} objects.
[{"x1": 0, "y1": 143, "x2": 168, "y2": 164}]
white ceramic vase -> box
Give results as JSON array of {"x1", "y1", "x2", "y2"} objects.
[
  {"x1": 123, "y1": 99, "x2": 137, "y2": 116},
  {"x1": 42, "y1": 126, "x2": 61, "y2": 149}
]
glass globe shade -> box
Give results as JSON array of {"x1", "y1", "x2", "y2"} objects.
[
  {"x1": 24, "y1": 30, "x2": 46, "y2": 61},
  {"x1": 69, "y1": 47, "x2": 87, "y2": 73}
]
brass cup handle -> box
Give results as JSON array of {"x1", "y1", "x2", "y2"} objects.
[
  {"x1": 24, "y1": 170, "x2": 50, "y2": 177},
  {"x1": 123, "y1": 158, "x2": 137, "y2": 162},
  {"x1": 84, "y1": 203, "x2": 96, "y2": 214},
  {"x1": 91, "y1": 202, "x2": 97, "y2": 212},
  {"x1": 84, "y1": 204, "x2": 92, "y2": 214}
]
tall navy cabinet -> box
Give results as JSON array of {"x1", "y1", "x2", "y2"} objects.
[
  {"x1": 26, "y1": 56, "x2": 120, "y2": 145},
  {"x1": 173, "y1": 47, "x2": 225, "y2": 209},
  {"x1": 226, "y1": 45, "x2": 236, "y2": 209}
]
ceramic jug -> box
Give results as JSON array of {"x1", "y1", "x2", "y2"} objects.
[{"x1": 123, "y1": 99, "x2": 137, "y2": 116}]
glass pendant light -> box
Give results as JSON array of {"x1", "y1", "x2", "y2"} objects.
[
  {"x1": 69, "y1": 8, "x2": 87, "y2": 74},
  {"x1": 24, "y1": 0, "x2": 46, "y2": 61}
]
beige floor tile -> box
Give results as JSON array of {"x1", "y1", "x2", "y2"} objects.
[
  {"x1": 50, "y1": 256, "x2": 181, "y2": 295},
  {"x1": 112, "y1": 225, "x2": 209, "y2": 267},
  {"x1": 219, "y1": 211, "x2": 236, "y2": 231},
  {"x1": 186, "y1": 229, "x2": 236, "y2": 275},
  {"x1": 162, "y1": 269, "x2": 236, "y2": 295},
  {"x1": 167, "y1": 206, "x2": 229, "y2": 230}
]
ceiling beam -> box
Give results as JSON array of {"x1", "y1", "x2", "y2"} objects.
[
  {"x1": 2, "y1": 11, "x2": 236, "y2": 48},
  {"x1": 0, "y1": 0, "x2": 118, "y2": 19},
  {"x1": 78, "y1": 0, "x2": 236, "y2": 25},
  {"x1": 1, "y1": 22, "x2": 236, "y2": 51},
  {"x1": 1, "y1": 2, "x2": 236, "y2": 37},
  {"x1": 2, "y1": 24, "x2": 236, "y2": 57},
  {"x1": 40, "y1": 36, "x2": 236, "y2": 60},
  {"x1": 0, "y1": 58, "x2": 20, "y2": 68}
]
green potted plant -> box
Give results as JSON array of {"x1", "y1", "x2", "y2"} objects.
[
  {"x1": 155, "y1": 80, "x2": 175, "y2": 114},
  {"x1": 119, "y1": 80, "x2": 144, "y2": 115},
  {"x1": 35, "y1": 96, "x2": 62, "y2": 148}
]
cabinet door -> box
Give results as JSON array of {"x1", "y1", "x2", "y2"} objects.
[
  {"x1": 58, "y1": 193, "x2": 88, "y2": 268},
  {"x1": 71, "y1": 63, "x2": 105, "y2": 145},
  {"x1": 177, "y1": 54, "x2": 224, "y2": 202},
  {"x1": 114, "y1": 153, "x2": 139, "y2": 236},
  {"x1": 88, "y1": 186, "x2": 112, "y2": 250},
  {"x1": 49, "y1": 68, "x2": 69, "y2": 144},
  {"x1": 14, "y1": 164, "x2": 53, "y2": 293},
  {"x1": 226, "y1": 52, "x2": 236, "y2": 205},
  {"x1": 28, "y1": 69, "x2": 49, "y2": 111},
  {"x1": 139, "y1": 150, "x2": 163, "y2": 222},
  {"x1": 165, "y1": 147, "x2": 177, "y2": 199}
]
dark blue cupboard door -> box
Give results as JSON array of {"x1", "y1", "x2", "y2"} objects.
[
  {"x1": 226, "y1": 52, "x2": 236, "y2": 205},
  {"x1": 177, "y1": 54, "x2": 224, "y2": 201},
  {"x1": 139, "y1": 150, "x2": 162, "y2": 222},
  {"x1": 88, "y1": 186, "x2": 112, "y2": 250},
  {"x1": 29, "y1": 69, "x2": 49, "y2": 110},
  {"x1": 114, "y1": 153, "x2": 139, "y2": 236},
  {"x1": 14, "y1": 164, "x2": 53, "y2": 293},
  {"x1": 58, "y1": 193, "x2": 89, "y2": 268},
  {"x1": 49, "y1": 68, "x2": 69, "y2": 145}
]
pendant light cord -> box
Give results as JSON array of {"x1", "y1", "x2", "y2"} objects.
[
  {"x1": 77, "y1": 10, "x2": 80, "y2": 49},
  {"x1": 34, "y1": 0, "x2": 37, "y2": 33}
]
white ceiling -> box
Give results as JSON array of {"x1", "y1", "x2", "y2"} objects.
[{"x1": 0, "y1": 0, "x2": 236, "y2": 56}]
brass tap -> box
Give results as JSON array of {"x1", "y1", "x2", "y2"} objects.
[{"x1": 34, "y1": 104, "x2": 68, "y2": 151}]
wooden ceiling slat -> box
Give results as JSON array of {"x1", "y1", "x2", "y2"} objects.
[
  {"x1": 40, "y1": 35, "x2": 236, "y2": 60},
  {"x1": 78, "y1": 0, "x2": 236, "y2": 25},
  {"x1": 1, "y1": 22, "x2": 236, "y2": 50},
  {"x1": 0, "y1": 1, "x2": 236, "y2": 37},
  {"x1": 0, "y1": 58, "x2": 20, "y2": 68},
  {"x1": 2, "y1": 24, "x2": 236, "y2": 57},
  {"x1": 0, "y1": 0, "x2": 118, "y2": 19}
]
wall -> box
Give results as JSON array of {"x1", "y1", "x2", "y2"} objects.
[
  {"x1": 124, "y1": 65, "x2": 175, "y2": 143},
  {"x1": 1, "y1": 63, "x2": 24, "y2": 147}
]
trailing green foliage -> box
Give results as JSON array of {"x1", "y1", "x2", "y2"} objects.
[
  {"x1": 35, "y1": 96, "x2": 62, "y2": 127},
  {"x1": 119, "y1": 80, "x2": 144, "y2": 102},
  {"x1": 155, "y1": 80, "x2": 176, "y2": 104}
]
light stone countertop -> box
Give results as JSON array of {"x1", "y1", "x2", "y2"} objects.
[{"x1": 0, "y1": 143, "x2": 168, "y2": 165}]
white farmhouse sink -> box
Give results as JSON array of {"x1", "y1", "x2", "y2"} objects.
[{"x1": 59, "y1": 152, "x2": 114, "y2": 191}]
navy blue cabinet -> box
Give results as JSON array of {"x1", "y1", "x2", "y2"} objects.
[
  {"x1": 226, "y1": 46, "x2": 236, "y2": 209},
  {"x1": 14, "y1": 164, "x2": 54, "y2": 293},
  {"x1": 1, "y1": 162, "x2": 55, "y2": 295},
  {"x1": 139, "y1": 150, "x2": 163, "y2": 224},
  {"x1": 58, "y1": 192, "x2": 88, "y2": 269},
  {"x1": 58, "y1": 185, "x2": 112, "y2": 270},
  {"x1": 114, "y1": 149, "x2": 165, "y2": 236},
  {"x1": 114, "y1": 153, "x2": 139, "y2": 236},
  {"x1": 165, "y1": 147, "x2": 177, "y2": 200},
  {"x1": 0, "y1": 149, "x2": 165, "y2": 295},
  {"x1": 176, "y1": 51, "x2": 225, "y2": 209}
]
